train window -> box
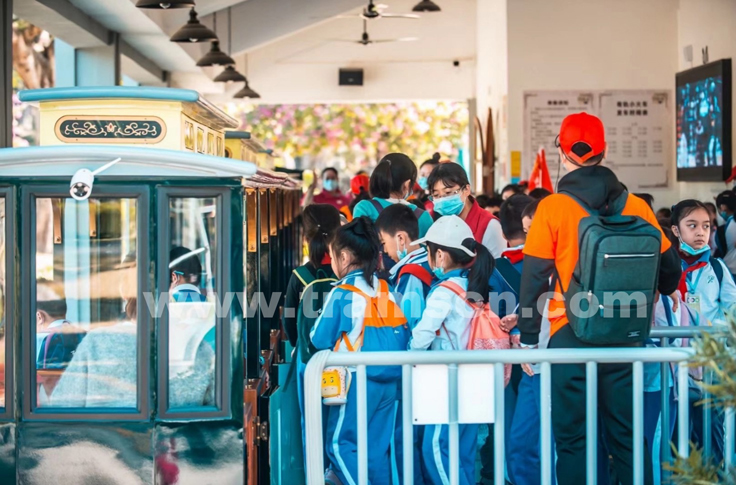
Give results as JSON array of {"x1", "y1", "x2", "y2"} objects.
[
  {"x1": 166, "y1": 197, "x2": 217, "y2": 410},
  {"x1": 34, "y1": 198, "x2": 140, "y2": 409},
  {"x1": 0, "y1": 198, "x2": 5, "y2": 410}
]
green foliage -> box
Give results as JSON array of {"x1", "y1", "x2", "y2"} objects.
[{"x1": 665, "y1": 444, "x2": 736, "y2": 485}]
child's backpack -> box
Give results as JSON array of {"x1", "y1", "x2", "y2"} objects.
[
  {"x1": 39, "y1": 324, "x2": 86, "y2": 370},
  {"x1": 294, "y1": 266, "x2": 338, "y2": 364},
  {"x1": 333, "y1": 278, "x2": 410, "y2": 382},
  {"x1": 438, "y1": 281, "x2": 511, "y2": 386},
  {"x1": 397, "y1": 263, "x2": 434, "y2": 297},
  {"x1": 560, "y1": 191, "x2": 662, "y2": 345}
]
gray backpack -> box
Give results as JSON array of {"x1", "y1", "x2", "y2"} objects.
[{"x1": 561, "y1": 191, "x2": 662, "y2": 345}]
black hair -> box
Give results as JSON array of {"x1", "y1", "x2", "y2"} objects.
[
  {"x1": 331, "y1": 216, "x2": 381, "y2": 287},
  {"x1": 321, "y1": 167, "x2": 338, "y2": 178},
  {"x1": 656, "y1": 207, "x2": 672, "y2": 221},
  {"x1": 427, "y1": 238, "x2": 493, "y2": 304},
  {"x1": 659, "y1": 223, "x2": 679, "y2": 247},
  {"x1": 426, "y1": 162, "x2": 469, "y2": 195},
  {"x1": 370, "y1": 153, "x2": 418, "y2": 199},
  {"x1": 303, "y1": 204, "x2": 342, "y2": 267},
  {"x1": 528, "y1": 188, "x2": 552, "y2": 200},
  {"x1": 476, "y1": 194, "x2": 503, "y2": 210},
  {"x1": 500, "y1": 194, "x2": 533, "y2": 241},
  {"x1": 633, "y1": 193, "x2": 654, "y2": 210},
  {"x1": 500, "y1": 184, "x2": 523, "y2": 197},
  {"x1": 374, "y1": 204, "x2": 419, "y2": 241},
  {"x1": 671, "y1": 199, "x2": 709, "y2": 227},
  {"x1": 522, "y1": 199, "x2": 541, "y2": 220},
  {"x1": 716, "y1": 191, "x2": 736, "y2": 213},
  {"x1": 349, "y1": 190, "x2": 371, "y2": 215},
  {"x1": 170, "y1": 246, "x2": 202, "y2": 285},
  {"x1": 37, "y1": 296, "x2": 67, "y2": 320},
  {"x1": 420, "y1": 152, "x2": 441, "y2": 170}
]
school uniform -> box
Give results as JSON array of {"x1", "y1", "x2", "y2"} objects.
[
  {"x1": 353, "y1": 198, "x2": 434, "y2": 238},
  {"x1": 409, "y1": 268, "x2": 478, "y2": 485},
  {"x1": 311, "y1": 271, "x2": 401, "y2": 485},
  {"x1": 720, "y1": 216, "x2": 736, "y2": 275},
  {"x1": 388, "y1": 248, "x2": 433, "y2": 484}
]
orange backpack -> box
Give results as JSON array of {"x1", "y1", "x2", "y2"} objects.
[{"x1": 439, "y1": 280, "x2": 511, "y2": 385}]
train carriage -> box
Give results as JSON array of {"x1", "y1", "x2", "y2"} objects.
[{"x1": 0, "y1": 87, "x2": 302, "y2": 485}]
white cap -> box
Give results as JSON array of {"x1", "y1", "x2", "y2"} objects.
[{"x1": 411, "y1": 215, "x2": 476, "y2": 257}]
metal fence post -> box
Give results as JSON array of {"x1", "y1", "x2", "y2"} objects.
[
  {"x1": 541, "y1": 362, "x2": 553, "y2": 485},
  {"x1": 678, "y1": 361, "x2": 690, "y2": 458},
  {"x1": 305, "y1": 351, "x2": 330, "y2": 484},
  {"x1": 494, "y1": 363, "x2": 506, "y2": 485},
  {"x1": 633, "y1": 361, "x2": 644, "y2": 485},
  {"x1": 586, "y1": 361, "x2": 598, "y2": 485}
]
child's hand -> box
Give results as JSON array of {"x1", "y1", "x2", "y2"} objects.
[
  {"x1": 500, "y1": 314, "x2": 518, "y2": 333},
  {"x1": 518, "y1": 345, "x2": 535, "y2": 377}
]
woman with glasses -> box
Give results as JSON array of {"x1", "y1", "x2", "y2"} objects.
[{"x1": 426, "y1": 162, "x2": 507, "y2": 258}]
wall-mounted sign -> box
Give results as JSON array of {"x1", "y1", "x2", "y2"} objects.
[{"x1": 55, "y1": 116, "x2": 166, "y2": 144}]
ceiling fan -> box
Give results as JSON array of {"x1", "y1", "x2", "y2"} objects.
[
  {"x1": 332, "y1": 20, "x2": 417, "y2": 45},
  {"x1": 336, "y1": 0, "x2": 420, "y2": 20}
]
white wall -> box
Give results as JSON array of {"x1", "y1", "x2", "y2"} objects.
[
  {"x1": 504, "y1": 0, "x2": 679, "y2": 203},
  {"x1": 177, "y1": 0, "x2": 477, "y2": 104},
  {"x1": 676, "y1": 0, "x2": 736, "y2": 203}
]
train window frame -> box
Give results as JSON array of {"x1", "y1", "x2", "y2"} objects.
[
  {"x1": 0, "y1": 187, "x2": 15, "y2": 421},
  {"x1": 157, "y1": 187, "x2": 231, "y2": 420},
  {"x1": 21, "y1": 184, "x2": 151, "y2": 421}
]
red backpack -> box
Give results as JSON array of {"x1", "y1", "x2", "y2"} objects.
[{"x1": 439, "y1": 281, "x2": 511, "y2": 386}]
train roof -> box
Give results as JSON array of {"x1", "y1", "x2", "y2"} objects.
[{"x1": 0, "y1": 145, "x2": 299, "y2": 189}]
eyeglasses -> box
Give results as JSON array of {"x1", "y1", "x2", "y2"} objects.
[{"x1": 429, "y1": 187, "x2": 466, "y2": 201}]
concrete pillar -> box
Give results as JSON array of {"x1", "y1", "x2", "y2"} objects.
[{"x1": 1, "y1": 0, "x2": 12, "y2": 147}]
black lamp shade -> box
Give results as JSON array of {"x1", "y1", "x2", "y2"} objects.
[
  {"x1": 170, "y1": 9, "x2": 218, "y2": 43},
  {"x1": 412, "y1": 0, "x2": 441, "y2": 12},
  {"x1": 214, "y1": 65, "x2": 247, "y2": 83},
  {"x1": 136, "y1": 0, "x2": 195, "y2": 8},
  {"x1": 234, "y1": 81, "x2": 261, "y2": 99},
  {"x1": 197, "y1": 41, "x2": 235, "y2": 67}
]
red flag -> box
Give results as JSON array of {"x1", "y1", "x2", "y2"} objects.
[{"x1": 528, "y1": 148, "x2": 553, "y2": 192}]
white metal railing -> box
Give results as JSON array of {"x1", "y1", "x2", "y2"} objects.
[{"x1": 303, "y1": 327, "x2": 734, "y2": 485}]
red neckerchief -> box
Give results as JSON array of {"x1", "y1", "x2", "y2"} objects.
[
  {"x1": 321, "y1": 254, "x2": 332, "y2": 265},
  {"x1": 502, "y1": 248, "x2": 524, "y2": 265},
  {"x1": 678, "y1": 261, "x2": 707, "y2": 300},
  {"x1": 464, "y1": 197, "x2": 497, "y2": 243}
]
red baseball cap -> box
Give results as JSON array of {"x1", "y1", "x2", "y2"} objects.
[
  {"x1": 558, "y1": 113, "x2": 606, "y2": 165},
  {"x1": 350, "y1": 174, "x2": 370, "y2": 195}
]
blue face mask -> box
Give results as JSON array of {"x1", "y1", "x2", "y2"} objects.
[
  {"x1": 433, "y1": 193, "x2": 465, "y2": 216},
  {"x1": 418, "y1": 177, "x2": 429, "y2": 191},
  {"x1": 432, "y1": 266, "x2": 445, "y2": 278},
  {"x1": 679, "y1": 238, "x2": 710, "y2": 256},
  {"x1": 396, "y1": 238, "x2": 408, "y2": 260},
  {"x1": 721, "y1": 211, "x2": 730, "y2": 222},
  {"x1": 323, "y1": 179, "x2": 337, "y2": 192}
]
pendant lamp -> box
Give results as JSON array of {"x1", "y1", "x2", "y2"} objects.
[
  {"x1": 214, "y1": 8, "x2": 246, "y2": 83},
  {"x1": 170, "y1": 8, "x2": 217, "y2": 43},
  {"x1": 136, "y1": 0, "x2": 194, "y2": 9},
  {"x1": 234, "y1": 81, "x2": 260, "y2": 99},
  {"x1": 412, "y1": 0, "x2": 441, "y2": 12},
  {"x1": 197, "y1": 13, "x2": 235, "y2": 67}
]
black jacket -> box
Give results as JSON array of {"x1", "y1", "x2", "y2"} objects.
[{"x1": 517, "y1": 166, "x2": 682, "y2": 345}]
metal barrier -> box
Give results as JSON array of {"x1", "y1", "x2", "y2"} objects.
[{"x1": 303, "y1": 327, "x2": 735, "y2": 485}]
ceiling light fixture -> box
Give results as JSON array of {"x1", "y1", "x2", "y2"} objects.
[
  {"x1": 412, "y1": 0, "x2": 441, "y2": 12},
  {"x1": 136, "y1": 0, "x2": 195, "y2": 9},
  {"x1": 215, "y1": 8, "x2": 246, "y2": 83},
  {"x1": 170, "y1": 8, "x2": 217, "y2": 43},
  {"x1": 234, "y1": 55, "x2": 260, "y2": 98},
  {"x1": 197, "y1": 13, "x2": 235, "y2": 67}
]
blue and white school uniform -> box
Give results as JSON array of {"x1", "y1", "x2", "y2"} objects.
[
  {"x1": 388, "y1": 248, "x2": 432, "y2": 484},
  {"x1": 682, "y1": 254, "x2": 736, "y2": 325},
  {"x1": 409, "y1": 269, "x2": 477, "y2": 485},
  {"x1": 311, "y1": 271, "x2": 399, "y2": 485},
  {"x1": 353, "y1": 198, "x2": 434, "y2": 238}
]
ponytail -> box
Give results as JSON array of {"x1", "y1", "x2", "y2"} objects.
[
  {"x1": 303, "y1": 204, "x2": 341, "y2": 267},
  {"x1": 427, "y1": 237, "x2": 494, "y2": 304},
  {"x1": 369, "y1": 153, "x2": 418, "y2": 199},
  {"x1": 330, "y1": 216, "x2": 381, "y2": 287}
]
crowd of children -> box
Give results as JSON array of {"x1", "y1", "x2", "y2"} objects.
[{"x1": 285, "y1": 113, "x2": 736, "y2": 485}]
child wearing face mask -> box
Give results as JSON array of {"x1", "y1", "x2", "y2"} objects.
[
  {"x1": 352, "y1": 153, "x2": 434, "y2": 238},
  {"x1": 409, "y1": 215, "x2": 495, "y2": 485},
  {"x1": 427, "y1": 162, "x2": 507, "y2": 258},
  {"x1": 310, "y1": 217, "x2": 410, "y2": 485}
]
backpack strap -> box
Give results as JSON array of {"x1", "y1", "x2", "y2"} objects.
[
  {"x1": 495, "y1": 258, "x2": 522, "y2": 296},
  {"x1": 370, "y1": 199, "x2": 384, "y2": 215},
  {"x1": 716, "y1": 224, "x2": 728, "y2": 257},
  {"x1": 438, "y1": 280, "x2": 467, "y2": 300},
  {"x1": 559, "y1": 190, "x2": 628, "y2": 217},
  {"x1": 710, "y1": 257, "x2": 724, "y2": 295},
  {"x1": 335, "y1": 279, "x2": 392, "y2": 351},
  {"x1": 293, "y1": 265, "x2": 315, "y2": 287},
  {"x1": 413, "y1": 206, "x2": 426, "y2": 221},
  {"x1": 398, "y1": 264, "x2": 434, "y2": 288}
]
